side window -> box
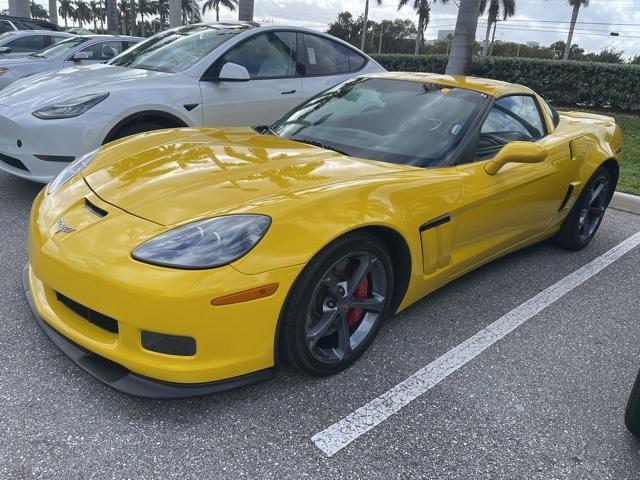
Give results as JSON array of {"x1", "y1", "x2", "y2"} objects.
[
  {"x1": 0, "y1": 21, "x2": 14, "y2": 34},
  {"x1": 541, "y1": 98, "x2": 560, "y2": 128},
  {"x1": 6, "y1": 35, "x2": 47, "y2": 52},
  {"x1": 349, "y1": 51, "x2": 367, "y2": 72},
  {"x1": 78, "y1": 41, "x2": 124, "y2": 61},
  {"x1": 477, "y1": 95, "x2": 546, "y2": 160},
  {"x1": 220, "y1": 32, "x2": 297, "y2": 79},
  {"x1": 303, "y1": 34, "x2": 350, "y2": 76},
  {"x1": 51, "y1": 35, "x2": 69, "y2": 45}
]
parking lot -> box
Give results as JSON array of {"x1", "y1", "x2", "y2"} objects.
[{"x1": 2, "y1": 169, "x2": 640, "y2": 479}]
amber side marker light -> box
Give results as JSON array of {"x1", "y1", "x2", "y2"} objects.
[{"x1": 211, "y1": 283, "x2": 279, "y2": 306}]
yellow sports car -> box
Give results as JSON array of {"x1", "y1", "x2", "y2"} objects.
[{"x1": 24, "y1": 73, "x2": 622, "y2": 398}]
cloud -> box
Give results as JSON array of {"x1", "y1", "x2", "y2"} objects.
[{"x1": 209, "y1": 0, "x2": 640, "y2": 58}]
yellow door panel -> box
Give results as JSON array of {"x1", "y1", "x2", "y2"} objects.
[{"x1": 452, "y1": 138, "x2": 571, "y2": 274}]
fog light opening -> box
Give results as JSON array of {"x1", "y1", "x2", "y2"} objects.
[{"x1": 141, "y1": 331, "x2": 196, "y2": 357}]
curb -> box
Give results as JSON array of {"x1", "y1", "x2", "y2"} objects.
[{"x1": 611, "y1": 191, "x2": 640, "y2": 215}]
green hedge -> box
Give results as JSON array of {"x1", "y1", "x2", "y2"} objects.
[{"x1": 371, "y1": 54, "x2": 640, "y2": 112}]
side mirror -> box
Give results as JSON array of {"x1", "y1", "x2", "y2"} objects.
[
  {"x1": 485, "y1": 141, "x2": 547, "y2": 175},
  {"x1": 0, "y1": 47, "x2": 11, "y2": 54},
  {"x1": 72, "y1": 51, "x2": 91, "y2": 62},
  {"x1": 217, "y1": 62, "x2": 250, "y2": 82}
]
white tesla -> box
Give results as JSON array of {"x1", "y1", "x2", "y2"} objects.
[{"x1": 0, "y1": 22, "x2": 384, "y2": 182}]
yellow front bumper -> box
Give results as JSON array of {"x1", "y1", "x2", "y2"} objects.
[{"x1": 26, "y1": 188, "x2": 303, "y2": 396}]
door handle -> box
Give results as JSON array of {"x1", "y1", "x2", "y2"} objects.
[{"x1": 281, "y1": 89, "x2": 297, "y2": 95}]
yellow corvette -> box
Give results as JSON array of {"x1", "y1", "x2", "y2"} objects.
[{"x1": 24, "y1": 73, "x2": 622, "y2": 398}]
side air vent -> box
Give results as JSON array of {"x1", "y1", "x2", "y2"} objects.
[
  {"x1": 0, "y1": 153, "x2": 29, "y2": 171},
  {"x1": 85, "y1": 198, "x2": 108, "y2": 218}
]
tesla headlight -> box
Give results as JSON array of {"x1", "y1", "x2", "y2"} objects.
[
  {"x1": 132, "y1": 215, "x2": 272, "y2": 269},
  {"x1": 32, "y1": 92, "x2": 109, "y2": 119},
  {"x1": 48, "y1": 148, "x2": 99, "y2": 195},
  {"x1": 0, "y1": 67, "x2": 9, "y2": 76}
]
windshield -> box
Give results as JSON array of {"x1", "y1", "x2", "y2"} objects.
[
  {"x1": 108, "y1": 25, "x2": 244, "y2": 73},
  {"x1": 31, "y1": 37, "x2": 86, "y2": 58},
  {"x1": 272, "y1": 78, "x2": 487, "y2": 168}
]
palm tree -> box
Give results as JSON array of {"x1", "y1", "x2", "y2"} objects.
[
  {"x1": 479, "y1": 0, "x2": 515, "y2": 57},
  {"x1": 75, "y1": 0, "x2": 91, "y2": 27},
  {"x1": 361, "y1": 0, "x2": 382, "y2": 51},
  {"x1": 137, "y1": 0, "x2": 156, "y2": 35},
  {"x1": 117, "y1": 0, "x2": 129, "y2": 33},
  {"x1": 58, "y1": 0, "x2": 76, "y2": 27},
  {"x1": 89, "y1": 0, "x2": 100, "y2": 30},
  {"x1": 564, "y1": 0, "x2": 588, "y2": 60},
  {"x1": 237, "y1": 0, "x2": 252, "y2": 21},
  {"x1": 30, "y1": 1, "x2": 49, "y2": 19},
  {"x1": 169, "y1": 0, "x2": 180, "y2": 27},
  {"x1": 156, "y1": 0, "x2": 168, "y2": 29},
  {"x1": 398, "y1": 0, "x2": 449, "y2": 55},
  {"x1": 201, "y1": 0, "x2": 237, "y2": 21},
  {"x1": 49, "y1": 0, "x2": 58, "y2": 24},
  {"x1": 445, "y1": 0, "x2": 481, "y2": 75},
  {"x1": 181, "y1": 0, "x2": 200, "y2": 23},
  {"x1": 106, "y1": 0, "x2": 118, "y2": 33}
]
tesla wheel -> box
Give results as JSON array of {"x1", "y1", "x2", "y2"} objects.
[
  {"x1": 625, "y1": 369, "x2": 640, "y2": 435},
  {"x1": 554, "y1": 166, "x2": 611, "y2": 251},
  {"x1": 279, "y1": 233, "x2": 394, "y2": 376},
  {"x1": 112, "y1": 121, "x2": 165, "y2": 141}
]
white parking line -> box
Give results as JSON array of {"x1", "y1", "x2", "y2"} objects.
[{"x1": 312, "y1": 231, "x2": 640, "y2": 457}]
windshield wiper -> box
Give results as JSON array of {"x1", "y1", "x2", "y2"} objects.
[{"x1": 293, "y1": 137, "x2": 350, "y2": 156}]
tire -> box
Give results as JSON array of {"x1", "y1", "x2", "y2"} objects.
[
  {"x1": 554, "y1": 166, "x2": 611, "y2": 251},
  {"x1": 625, "y1": 369, "x2": 640, "y2": 435},
  {"x1": 111, "y1": 121, "x2": 166, "y2": 141},
  {"x1": 279, "y1": 232, "x2": 394, "y2": 376}
]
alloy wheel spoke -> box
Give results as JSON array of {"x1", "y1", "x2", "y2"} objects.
[
  {"x1": 306, "y1": 307, "x2": 339, "y2": 345},
  {"x1": 346, "y1": 293, "x2": 385, "y2": 312},
  {"x1": 590, "y1": 182, "x2": 605, "y2": 204},
  {"x1": 347, "y1": 253, "x2": 372, "y2": 296},
  {"x1": 590, "y1": 205, "x2": 606, "y2": 217},
  {"x1": 336, "y1": 315, "x2": 352, "y2": 360}
]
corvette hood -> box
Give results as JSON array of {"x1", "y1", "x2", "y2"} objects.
[
  {"x1": 84, "y1": 128, "x2": 408, "y2": 226},
  {"x1": 0, "y1": 63, "x2": 166, "y2": 109}
]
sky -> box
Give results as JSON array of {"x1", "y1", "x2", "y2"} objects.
[{"x1": 8, "y1": 0, "x2": 640, "y2": 58}]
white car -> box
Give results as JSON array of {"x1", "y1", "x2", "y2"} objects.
[
  {"x1": 0, "y1": 35, "x2": 143, "y2": 90},
  {"x1": 0, "y1": 30, "x2": 73, "y2": 58},
  {"x1": 0, "y1": 22, "x2": 384, "y2": 182}
]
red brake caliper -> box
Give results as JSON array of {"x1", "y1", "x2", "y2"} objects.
[{"x1": 346, "y1": 276, "x2": 369, "y2": 327}]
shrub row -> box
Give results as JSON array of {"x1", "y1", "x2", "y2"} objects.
[{"x1": 371, "y1": 54, "x2": 640, "y2": 112}]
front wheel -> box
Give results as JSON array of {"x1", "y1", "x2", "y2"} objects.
[
  {"x1": 554, "y1": 166, "x2": 612, "y2": 251},
  {"x1": 279, "y1": 233, "x2": 394, "y2": 376}
]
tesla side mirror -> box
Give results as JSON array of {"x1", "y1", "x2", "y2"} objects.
[
  {"x1": 0, "y1": 47, "x2": 11, "y2": 54},
  {"x1": 485, "y1": 141, "x2": 547, "y2": 175},
  {"x1": 72, "y1": 51, "x2": 91, "y2": 62},
  {"x1": 217, "y1": 62, "x2": 250, "y2": 82}
]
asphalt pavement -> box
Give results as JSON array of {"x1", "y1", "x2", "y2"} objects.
[{"x1": 1, "y1": 170, "x2": 640, "y2": 479}]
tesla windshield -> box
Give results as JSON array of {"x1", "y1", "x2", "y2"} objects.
[
  {"x1": 272, "y1": 78, "x2": 487, "y2": 167},
  {"x1": 109, "y1": 25, "x2": 245, "y2": 73}
]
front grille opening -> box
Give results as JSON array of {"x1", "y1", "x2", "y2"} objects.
[
  {"x1": 141, "y1": 331, "x2": 196, "y2": 356},
  {"x1": 84, "y1": 198, "x2": 108, "y2": 218},
  {"x1": 0, "y1": 153, "x2": 29, "y2": 172},
  {"x1": 55, "y1": 292, "x2": 119, "y2": 334}
]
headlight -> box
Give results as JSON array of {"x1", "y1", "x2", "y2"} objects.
[
  {"x1": 32, "y1": 92, "x2": 109, "y2": 120},
  {"x1": 48, "y1": 148, "x2": 99, "y2": 195},
  {"x1": 0, "y1": 67, "x2": 9, "y2": 76},
  {"x1": 132, "y1": 215, "x2": 271, "y2": 269}
]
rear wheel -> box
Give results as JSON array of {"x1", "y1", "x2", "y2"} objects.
[
  {"x1": 554, "y1": 166, "x2": 611, "y2": 250},
  {"x1": 279, "y1": 233, "x2": 394, "y2": 376}
]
